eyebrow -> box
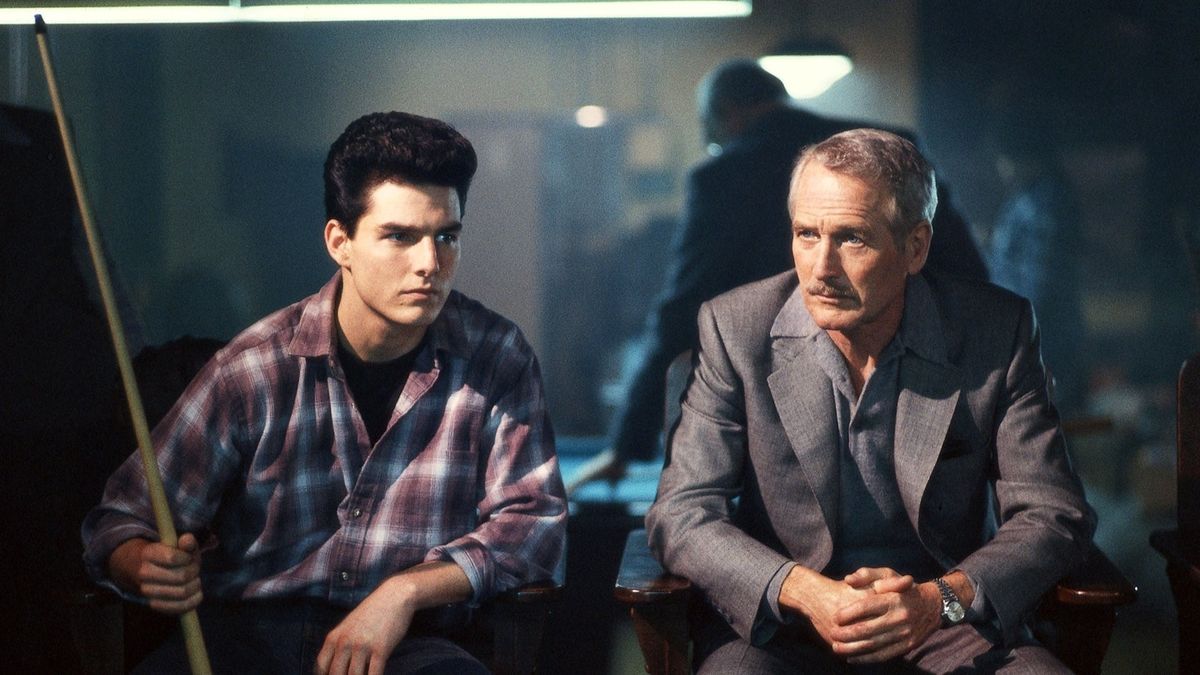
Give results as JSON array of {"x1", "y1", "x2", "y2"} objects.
[{"x1": 378, "y1": 221, "x2": 463, "y2": 234}]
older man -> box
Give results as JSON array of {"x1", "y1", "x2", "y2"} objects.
[{"x1": 646, "y1": 129, "x2": 1094, "y2": 673}]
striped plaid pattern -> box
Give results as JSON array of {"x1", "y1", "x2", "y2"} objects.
[{"x1": 83, "y1": 273, "x2": 566, "y2": 606}]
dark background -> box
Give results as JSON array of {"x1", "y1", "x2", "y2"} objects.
[{"x1": 2, "y1": 1, "x2": 1196, "y2": 672}]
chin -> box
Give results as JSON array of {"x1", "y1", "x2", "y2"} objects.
[
  {"x1": 387, "y1": 306, "x2": 441, "y2": 329},
  {"x1": 810, "y1": 311, "x2": 864, "y2": 333}
]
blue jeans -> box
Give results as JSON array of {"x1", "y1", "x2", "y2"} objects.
[{"x1": 132, "y1": 598, "x2": 489, "y2": 674}]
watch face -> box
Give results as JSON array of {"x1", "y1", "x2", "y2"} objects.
[{"x1": 945, "y1": 601, "x2": 966, "y2": 623}]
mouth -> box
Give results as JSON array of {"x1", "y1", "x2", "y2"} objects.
[
  {"x1": 399, "y1": 288, "x2": 440, "y2": 299},
  {"x1": 813, "y1": 295, "x2": 852, "y2": 307}
]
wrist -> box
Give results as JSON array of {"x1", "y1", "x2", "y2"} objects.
[
  {"x1": 778, "y1": 565, "x2": 827, "y2": 619},
  {"x1": 381, "y1": 573, "x2": 422, "y2": 612},
  {"x1": 931, "y1": 577, "x2": 966, "y2": 627},
  {"x1": 108, "y1": 538, "x2": 150, "y2": 593},
  {"x1": 941, "y1": 570, "x2": 975, "y2": 608}
]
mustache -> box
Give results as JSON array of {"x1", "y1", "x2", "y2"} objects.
[{"x1": 805, "y1": 282, "x2": 857, "y2": 300}]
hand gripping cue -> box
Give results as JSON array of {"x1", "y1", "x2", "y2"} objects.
[{"x1": 34, "y1": 15, "x2": 212, "y2": 675}]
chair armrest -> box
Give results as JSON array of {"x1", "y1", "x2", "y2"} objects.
[
  {"x1": 1151, "y1": 528, "x2": 1200, "y2": 672},
  {"x1": 614, "y1": 529, "x2": 691, "y2": 606},
  {"x1": 614, "y1": 529, "x2": 691, "y2": 675},
  {"x1": 1038, "y1": 545, "x2": 1135, "y2": 675},
  {"x1": 488, "y1": 578, "x2": 563, "y2": 675},
  {"x1": 496, "y1": 578, "x2": 564, "y2": 604},
  {"x1": 1050, "y1": 545, "x2": 1137, "y2": 607}
]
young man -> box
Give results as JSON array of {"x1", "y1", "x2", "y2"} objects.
[
  {"x1": 83, "y1": 111, "x2": 566, "y2": 674},
  {"x1": 646, "y1": 129, "x2": 1094, "y2": 673}
]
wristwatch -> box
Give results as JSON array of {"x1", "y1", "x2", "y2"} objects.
[{"x1": 934, "y1": 577, "x2": 966, "y2": 627}]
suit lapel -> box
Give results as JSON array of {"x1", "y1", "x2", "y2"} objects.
[
  {"x1": 894, "y1": 358, "x2": 960, "y2": 527},
  {"x1": 893, "y1": 275, "x2": 962, "y2": 528},
  {"x1": 767, "y1": 291, "x2": 839, "y2": 540}
]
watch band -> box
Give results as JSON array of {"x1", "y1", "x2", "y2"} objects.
[{"x1": 934, "y1": 577, "x2": 966, "y2": 626}]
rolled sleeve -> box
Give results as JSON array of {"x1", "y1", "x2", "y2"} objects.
[{"x1": 429, "y1": 351, "x2": 566, "y2": 603}]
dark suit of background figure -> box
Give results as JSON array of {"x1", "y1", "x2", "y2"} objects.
[{"x1": 605, "y1": 102, "x2": 988, "y2": 470}]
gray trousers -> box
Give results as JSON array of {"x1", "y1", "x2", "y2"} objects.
[{"x1": 697, "y1": 621, "x2": 1069, "y2": 675}]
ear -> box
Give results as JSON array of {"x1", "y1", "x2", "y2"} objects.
[
  {"x1": 324, "y1": 219, "x2": 351, "y2": 267},
  {"x1": 904, "y1": 221, "x2": 932, "y2": 275}
]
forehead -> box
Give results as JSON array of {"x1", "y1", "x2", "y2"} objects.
[
  {"x1": 790, "y1": 163, "x2": 887, "y2": 225},
  {"x1": 362, "y1": 180, "x2": 462, "y2": 221}
]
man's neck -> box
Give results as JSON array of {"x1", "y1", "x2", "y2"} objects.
[
  {"x1": 336, "y1": 320, "x2": 425, "y2": 363},
  {"x1": 826, "y1": 303, "x2": 904, "y2": 397},
  {"x1": 335, "y1": 296, "x2": 426, "y2": 363}
]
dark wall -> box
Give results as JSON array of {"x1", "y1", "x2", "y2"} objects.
[{"x1": 918, "y1": 1, "x2": 1200, "y2": 385}]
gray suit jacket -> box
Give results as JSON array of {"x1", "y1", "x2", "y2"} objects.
[{"x1": 645, "y1": 271, "x2": 1095, "y2": 645}]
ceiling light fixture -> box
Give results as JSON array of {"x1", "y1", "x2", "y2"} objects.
[
  {"x1": 0, "y1": 1, "x2": 751, "y2": 25},
  {"x1": 757, "y1": 37, "x2": 852, "y2": 100}
]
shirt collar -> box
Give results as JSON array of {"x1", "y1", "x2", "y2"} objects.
[
  {"x1": 288, "y1": 272, "x2": 342, "y2": 359},
  {"x1": 288, "y1": 271, "x2": 472, "y2": 362}
]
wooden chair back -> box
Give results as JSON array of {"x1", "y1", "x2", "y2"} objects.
[
  {"x1": 1177, "y1": 354, "x2": 1200, "y2": 547},
  {"x1": 1151, "y1": 352, "x2": 1200, "y2": 672}
]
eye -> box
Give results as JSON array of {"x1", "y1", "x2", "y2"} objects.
[
  {"x1": 793, "y1": 227, "x2": 818, "y2": 240},
  {"x1": 436, "y1": 231, "x2": 460, "y2": 245},
  {"x1": 386, "y1": 231, "x2": 419, "y2": 244}
]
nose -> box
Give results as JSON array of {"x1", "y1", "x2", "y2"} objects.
[
  {"x1": 412, "y1": 236, "x2": 441, "y2": 277},
  {"x1": 811, "y1": 239, "x2": 842, "y2": 281}
]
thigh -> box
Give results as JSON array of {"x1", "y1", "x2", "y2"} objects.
[
  {"x1": 906, "y1": 624, "x2": 1070, "y2": 675},
  {"x1": 699, "y1": 636, "x2": 938, "y2": 675},
  {"x1": 975, "y1": 644, "x2": 1070, "y2": 675},
  {"x1": 697, "y1": 637, "x2": 798, "y2": 675},
  {"x1": 132, "y1": 603, "x2": 306, "y2": 675},
  {"x1": 695, "y1": 626, "x2": 861, "y2": 675},
  {"x1": 382, "y1": 636, "x2": 488, "y2": 675}
]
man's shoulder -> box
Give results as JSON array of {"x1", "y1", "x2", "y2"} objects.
[
  {"x1": 704, "y1": 272, "x2": 798, "y2": 332},
  {"x1": 438, "y1": 290, "x2": 536, "y2": 360},
  {"x1": 925, "y1": 273, "x2": 1029, "y2": 323},
  {"x1": 920, "y1": 273, "x2": 1034, "y2": 363},
  {"x1": 209, "y1": 292, "x2": 318, "y2": 371}
]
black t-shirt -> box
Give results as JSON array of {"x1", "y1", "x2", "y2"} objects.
[{"x1": 337, "y1": 337, "x2": 423, "y2": 445}]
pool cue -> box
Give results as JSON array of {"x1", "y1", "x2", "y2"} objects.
[{"x1": 34, "y1": 15, "x2": 212, "y2": 675}]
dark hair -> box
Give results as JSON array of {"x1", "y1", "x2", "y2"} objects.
[
  {"x1": 323, "y1": 111, "x2": 478, "y2": 236},
  {"x1": 790, "y1": 128, "x2": 937, "y2": 240},
  {"x1": 698, "y1": 59, "x2": 788, "y2": 118}
]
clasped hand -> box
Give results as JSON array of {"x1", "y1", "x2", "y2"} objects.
[{"x1": 780, "y1": 566, "x2": 942, "y2": 664}]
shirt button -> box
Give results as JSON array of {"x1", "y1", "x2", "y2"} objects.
[
  {"x1": 351, "y1": 508, "x2": 363, "y2": 519},
  {"x1": 339, "y1": 571, "x2": 350, "y2": 582}
]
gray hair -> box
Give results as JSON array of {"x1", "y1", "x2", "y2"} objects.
[{"x1": 789, "y1": 128, "x2": 937, "y2": 240}]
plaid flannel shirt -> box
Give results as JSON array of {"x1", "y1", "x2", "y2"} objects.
[{"x1": 83, "y1": 272, "x2": 566, "y2": 607}]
